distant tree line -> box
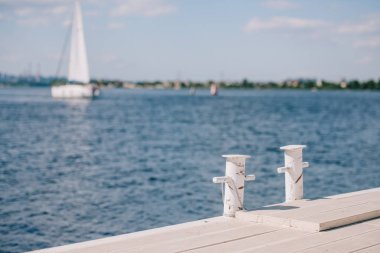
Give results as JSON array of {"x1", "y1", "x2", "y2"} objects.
[
  {"x1": 1, "y1": 72, "x2": 379, "y2": 90},
  {"x1": 91, "y1": 78, "x2": 380, "y2": 90},
  {"x1": 219, "y1": 78, "x2": 380, "y2": 90}
]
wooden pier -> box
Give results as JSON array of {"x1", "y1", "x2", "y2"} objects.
[{"x1": 30, "y1": 188, "x2": 380, "y2": 253}]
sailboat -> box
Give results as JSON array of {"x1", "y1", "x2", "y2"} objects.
[{"x1": 52, "y1": 1, "x2": 99, "y2": 98}]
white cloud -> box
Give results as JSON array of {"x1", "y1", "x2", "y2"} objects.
[
  {"x1": 244, "y1": 16, "x2": 325, "y2": 32},
  {"x1": 17, "y1": 17, "x2": 49, "y2": 26},
  {"x1": 336, "y1": 15, "x2": 380, "y2": 34},
  {"x1": 354, "y1": 36, "x2": 380, "y2": 48},
  {"x1": 15, "y1": 7, "x2": 35, "y2": 16},
  {"x1": 0, "y1": 0, "x2": 68, "y2": 5},
  {"x1": 107, "y1": 22, "x2": 127, "y2": 30},
  {"x1": 46, "y1": 5, "x2": 67, "y2": 15},
  {"x1": 262, "y1": 0, "x2": 299, "y2": 10},
  {"x1": 14, "y1": 5, "x2": 67, "y2": 16},
  {"x1": 110, "y1": 0, "x2": 176, "y2": 17},
  {"x1": 3, "y1": 1, "x2": 68, "y2": 27}
]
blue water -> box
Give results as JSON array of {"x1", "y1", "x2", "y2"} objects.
[{"x1": 0, "y1": 88, "x2": 379, "y2": 253}]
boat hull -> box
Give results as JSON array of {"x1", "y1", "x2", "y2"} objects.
[{"x1": 51, "y1": 84, "x2": 99, "y2": 98}]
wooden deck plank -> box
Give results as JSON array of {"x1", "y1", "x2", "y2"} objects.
[
  {"x1": 235, "y1": 222, "x2": 379, "y2": 253},
  {"x1": 185, "y1": 228, "x2": 309, "y2": 253},
  {"x1": 308, "y1": 201, "x2": 380, "y2": 231},
  {"x1": 124, "y1": 224, "x2": 280, "y2": 253},
  {"x1": 236, "y1": 212, "x2": 321, "y2": 232},
  {"x1": 273, "y1": 193, "x2": 380, "y2": 219},
  {"x1": 32, "y1": 217, "x2": 249, "y2": 253},
  {"x1": 247, "y1": 189, "x2": 380, "y2": 217},
  {"x1": 352, "y1": 243, "x2": 380, "y2": 253},
  {"x1": 298, "y1": 229, "x2": 380, "y2": 253},
  {"x1": 366, "y1": 218, "x2": 380, "y2": 227},
  {"x1": 236, "y1": 191, "x2": 380, "y2": 232}
]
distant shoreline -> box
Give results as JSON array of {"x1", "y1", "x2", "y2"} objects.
[
  {"x1": 1, "y1": 74, "x2": 379, "y2": 91},
  {"x1": 1, "y1": 85, "x2": 380, "y2": 92}
]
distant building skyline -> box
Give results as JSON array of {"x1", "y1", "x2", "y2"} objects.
[{"x1": 0, "y1": 0, "x2": 379, "y2": 81}]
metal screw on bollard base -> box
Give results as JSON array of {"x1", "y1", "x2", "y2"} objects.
[
  {"x1": 213, "y1": 155, "x2": 255, "y2": 217},
  {"x1": 277, "y1": 145, "x2": 310, "y2": 202}
]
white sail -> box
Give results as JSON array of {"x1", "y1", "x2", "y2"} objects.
[{"x1": 68, "y1": 1, "x2": 90, "y2": 84}]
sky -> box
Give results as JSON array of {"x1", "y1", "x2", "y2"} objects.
[{"x1": 0, "y1": 0, "x2": 379, "y2": 82}]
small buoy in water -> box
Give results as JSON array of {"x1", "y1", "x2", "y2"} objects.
[{"x1": 210, "y1": 84, "x2": 218, "y2": 96}]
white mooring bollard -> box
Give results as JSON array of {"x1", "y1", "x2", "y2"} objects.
[
  {"x1": 213, "y1": 155, "x2": 255, "y2": 217},
  {"x1": 277, "y1": 145, "x2": 310, "y2": 202}
]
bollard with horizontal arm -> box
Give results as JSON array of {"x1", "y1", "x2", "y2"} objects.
[
  {"x1": 213, "y1": 154, "x2": 255, "y2": 217},
  {"x1": 277, "y1": 145, "x2": 310, "y2": 202}
]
